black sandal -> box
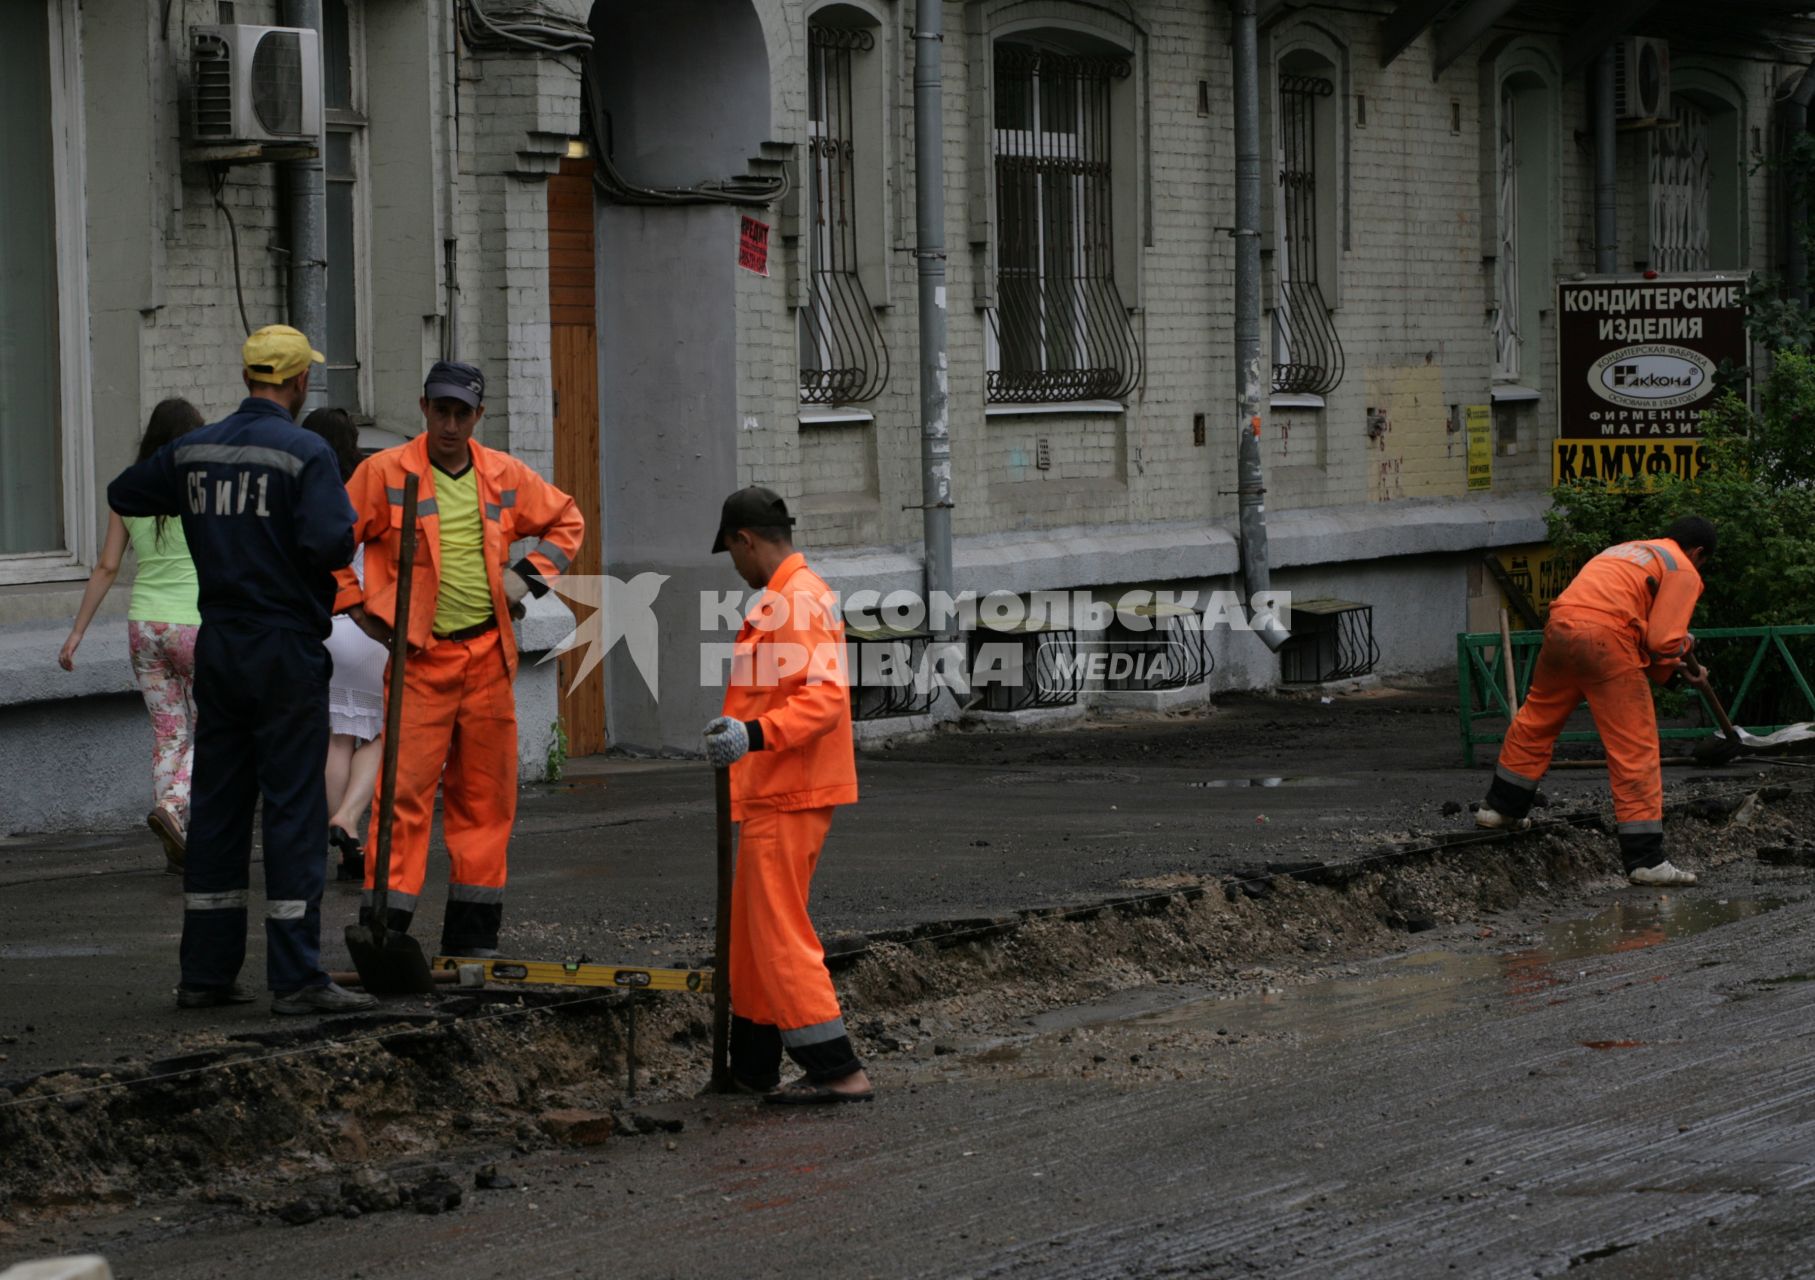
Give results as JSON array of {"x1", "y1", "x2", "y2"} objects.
[
  {"x1": 762, "y1": 1079, "x2": 875, "y2": 1105},
  {"x1": 330, "y1": 825, "x2": 365, "y2": 882}
]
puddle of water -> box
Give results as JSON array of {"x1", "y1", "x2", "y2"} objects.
[
  {"x1": 1189, "y1": 776, "x2": 1361, "y2": 789},
  {"x1": 998, "y1": 894, "x2": 1786, "y2": 1069}
]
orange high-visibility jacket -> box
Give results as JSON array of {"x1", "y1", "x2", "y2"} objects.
[
  {"x1": 1548, "y1": 537, "x2": 1703, "y2": 675},
  {"x1": 722, "y1": 552, "x2": 859, "y2": 819},
  {"x1": 333, "y1": 434, "x2": 584, "y2": 676}
]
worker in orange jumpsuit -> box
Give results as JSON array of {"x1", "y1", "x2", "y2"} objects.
[
  {"x1": 702, "y1": 486, "x2": 872, "y2": 1104},
  {"x1": 1477, "y1": 516, "x2": 1715, "y2": 887},
  {"x1": 337, "y1": 361, "x2": 584, "y2": 955}
]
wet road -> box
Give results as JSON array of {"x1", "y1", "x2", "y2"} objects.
[
  {"x1": 55, "y1": 873, "x2": 1815, "y2": 1278},
  {"x1": 1, "y1": 688, "x2": 1533, "y2": 1080}
]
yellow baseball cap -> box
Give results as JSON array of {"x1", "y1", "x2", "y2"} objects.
[{"x1": 242, "y1": 324, "x2": 325, "y2": 384}]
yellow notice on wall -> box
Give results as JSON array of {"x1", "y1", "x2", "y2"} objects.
[
  {"x1": 1465, "y1": 404, "x2": 1492, "y2": 491},
  {"x1": 1493, "y1": 543, "x2": 1570, "y2": 617}
]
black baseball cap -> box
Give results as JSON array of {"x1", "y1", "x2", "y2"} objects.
[
  {"x1": 424, "y1": 359, "x2": 485, "y2": 407},
  {"x1": 711, "y1": 485, "x2": 795, "y2": 553}
]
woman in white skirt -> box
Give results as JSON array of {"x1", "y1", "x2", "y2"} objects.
[{"x1": 303, "y1": 408, "x2": 389, "y2": 882}]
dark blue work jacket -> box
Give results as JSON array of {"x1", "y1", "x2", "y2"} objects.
[{"x1": 108, "y1": 397, "x2": 355, "y2": 638}]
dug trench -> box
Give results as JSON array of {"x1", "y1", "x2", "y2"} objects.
[{"x1": 4, "y1": 778, "x2": 1813, "y2": 1235}]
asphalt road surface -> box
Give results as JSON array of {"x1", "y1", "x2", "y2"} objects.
[
  {"x1": 41, "y1": 863, "x2": 1815, "y2": 1279},
  {"x1": 0, "y1": 687, "x2": 1637, "y2": 1081}
]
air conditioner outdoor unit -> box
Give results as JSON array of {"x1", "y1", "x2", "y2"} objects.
[
  {"x1": 189, "y1": 24, "x2": 322, "y2": 144},
  {"x1": 1613, "y1": 36, "x2": 1670, "y2": 121}
]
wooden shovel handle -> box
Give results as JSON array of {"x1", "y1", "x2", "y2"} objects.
[
  {"x1": 371, "y1": 474, "x2": 419, "y2": 937},
  {"x1": 711, "y1": 763, "x2": 735, "y2": 1092}
]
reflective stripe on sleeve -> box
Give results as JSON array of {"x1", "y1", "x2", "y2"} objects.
[{"x1": 533, "y1": 540, "x2": 571, "y2": 573}]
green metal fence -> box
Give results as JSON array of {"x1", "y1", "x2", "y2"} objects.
[{"x1": 1456, "y1": 625, "x2": 1815, "y2": 766}]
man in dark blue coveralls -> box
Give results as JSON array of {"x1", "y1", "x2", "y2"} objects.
[{"x1": 108, "y1": 326, "x2": 379, "y2": 1016}]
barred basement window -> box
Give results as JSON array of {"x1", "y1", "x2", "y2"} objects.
[
  {"x1": 987, "y1": 43, "x2": 1141, "y2": 405},
  {"x1": 799, "y1": 23, "x2": 888, "y2": 406},
  {"x1": 1272, "y1": 72, "x2": 1344, "y2": 398},
  {"x1": 1492, "y1": 85, "x2": 1520, "y2": 382},
  {"x1": 1651, "y1": 101, "x2": 1711, "y2": 273}
]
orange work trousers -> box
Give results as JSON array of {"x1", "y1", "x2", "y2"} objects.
[
  {"x1": 364, "y1": 625, "x2": 517, "y2": 952},
  {"x1": 729, "y1": 805, "x2": 845, "y2": 1041},
  {"x1": 1490, "y1": 616, "x2": 1663, "y2": 866}
]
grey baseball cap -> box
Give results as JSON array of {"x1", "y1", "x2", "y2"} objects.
[
  {"x1": 711, "y1": 485, "x2": 795, "y2": 553},
  {"x1": 424, "y1": 359, "x2": 485, "y2": 407}
]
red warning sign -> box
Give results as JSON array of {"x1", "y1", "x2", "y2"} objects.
[{"x1": 738, "y1": 216, "x2": 770, "y2": 276}]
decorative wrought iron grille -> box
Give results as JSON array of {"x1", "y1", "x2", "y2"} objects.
[
  {"x1": 1650, "y1": 101, "x2": 1711, "y2": 273},
  {"x1": 799, "y1": 24, "x2": 888, "y2": 405},
  {"x1": 968, "y1": 623, "x2": 1082, "y2": 710},
  {"x1": 1272, "y1": 73, "x2": 1344, "y2": 397},
  {"x1": 1492, "y1": 87, "x2": 1521, "y2": 381},
  {"x1": 846, "y1": 627, "x2": 935, "y2": 721},
  {"x1": 1101, "y1": 604, "x2": 1214, "y2": 692},
  {"x1": 1278, "y1": 599, "x2": 1378, "y2": 685},
  {"x1": 988, "y1": 44, "x2": 1141, "y2": 405}
]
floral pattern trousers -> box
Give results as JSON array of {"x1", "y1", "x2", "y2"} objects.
[{"x1": 128, "y1": 620, "x2": 199, "y2": 830}]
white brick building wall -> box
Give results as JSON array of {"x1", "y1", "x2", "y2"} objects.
[{"x1": 729, "y1": 0, "x2": 1801, "y2": 554}]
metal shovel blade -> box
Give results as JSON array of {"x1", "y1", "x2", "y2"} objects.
[
  {"x1": 343, "y1": 921, "x2": 436, "y2": 996},
  {"x1": 1690, "y1": 729, "x2": 1745, "y2": 765},
  {"x1": 341, "y1": 472, "x2": 434, "y2": 999}
]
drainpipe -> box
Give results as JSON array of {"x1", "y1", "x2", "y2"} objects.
[
  {"x1": 913, "y1": 0, "x2": 954, "y2": 637},
  {"x1": 1233, "y1": 0, "x2": 1288, "y2": 652},
  {"x1": 1594, "y1": 45, "x2": 1617, "y2": 274},
  {"x1": 282, "y1": 0, "x2": 327, "y2": 412},
  {"x1": 1781, "y1": 64, "x2": 1815, "y2": 307}
]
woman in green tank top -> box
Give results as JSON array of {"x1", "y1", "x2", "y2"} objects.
[{"x1": 59, "y1": 399, "x2": 205, "y2": 872}]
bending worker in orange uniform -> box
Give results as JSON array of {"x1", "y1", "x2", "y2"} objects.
[
  {"x1": 703, "y1": 486, "x2": 874, "y2": 1104},
  {"x1": 337, "y1": 361, "x2": 584, "y2": 955},
  {"x1": 1476, "y1": 516, "x2": 1716, "y2": 887}
]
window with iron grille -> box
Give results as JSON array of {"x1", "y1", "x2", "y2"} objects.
[
  {"x1": 799, "y1": 22, "x2": 888, "y2": 406},
  {"x1": 1492, "y1": 85, "x2": 1520, "y2": 381},
  {"x1": 1651, "y1": 101, "x2": 1711, "y2": 273},
  {"x1": 1272, "y1": 72, "x2": 1344, "y2": 398},
  {"x1": 322, "y1": 0, "x2": 366, "y2": 412},
  {"x1": 987, "y1": 42, "x2": 1140, "y2": 405}
]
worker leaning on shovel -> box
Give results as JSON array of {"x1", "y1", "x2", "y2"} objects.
[
  {"x1": 1475, "y1": 516, "x2": 1716, "y2": 886},
  {"x1": 336, "y1": 361, "x2": 584, "y2": 957},
  {"x1": 702, "y1": 486, "x2": 874, "y2": 1104}
]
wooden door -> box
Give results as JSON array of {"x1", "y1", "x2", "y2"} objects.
[{"x1": 548, "y1": 156, "x2": 606, "y2": 756}]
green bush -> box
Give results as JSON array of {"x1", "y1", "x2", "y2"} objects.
[
  {"x1": 1546, "y1": 353, "x2": 1815, "y2": 724},
  {"x1": 1546, "y1": 351, "x2": 1815, "y2": 630}
]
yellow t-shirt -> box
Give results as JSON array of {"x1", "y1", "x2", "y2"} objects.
[{"x1": 431, "y1": 463, "x2": 494, "y2": 635}]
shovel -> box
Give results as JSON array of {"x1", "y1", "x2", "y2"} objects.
[
  {"x1": 709, "y1": 741, "x2": 736, "y2": 1093},
  {"x1": 1684, "y1": 651, "x2": 1746, "y2": 766},
  {"x1": 343, "y1": 473, "x2": 435, "y2": 996}
]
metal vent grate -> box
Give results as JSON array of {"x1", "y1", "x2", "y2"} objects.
[
  {"x1": 192, "y1": 33, "x2": 234, "y2": 139},
  {"x1": 251, "y1": 30, "x2": 304, "y2": 135}
]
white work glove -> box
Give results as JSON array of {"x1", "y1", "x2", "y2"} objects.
[
  {"x1": 502, "y1": 566, "x2": 531, "y2": 621},
  {"x1": 703, "y1": 717, "x2": 750, "y2": 767}
]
